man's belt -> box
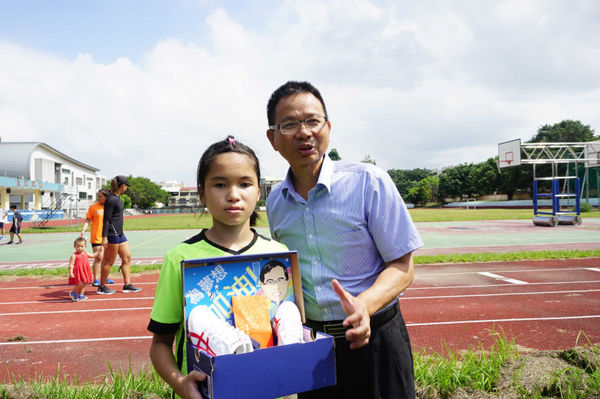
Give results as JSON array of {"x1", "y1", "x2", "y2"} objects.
[{"x1": 306, "y1": 304, "x2": 397, "y2": 339}]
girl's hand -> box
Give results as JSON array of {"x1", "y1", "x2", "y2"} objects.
[
  {"x1": 102, "y1": 237, "x2": 108, "y2": 248},
  {"x1": 69, "y1": 272, "x2": 75, "y2": 278},
  {"x1": 180, "y1": 370, "x2": 206, "y2": 399}
]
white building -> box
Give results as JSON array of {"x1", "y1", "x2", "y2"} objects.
[{"x1": 0, "y1": 141, "x2": 106, "y2": 212}]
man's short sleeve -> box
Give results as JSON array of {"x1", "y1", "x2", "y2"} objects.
[{"x1": 365, "y1": 167, "x2": 424, "y2": 262}]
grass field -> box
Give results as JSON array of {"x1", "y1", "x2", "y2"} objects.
[{"x1": 22, "y1": 208, "x2": 600, "y2": 234}]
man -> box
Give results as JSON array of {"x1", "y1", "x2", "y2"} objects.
[
  {"x1": 265, "y1": 81, "x2": 423, "y2": 399},
  {"x1": 80, "y1": 188, "x2": 114, "y2": 286},
  {"x1": 7, "y1": 205, "x2": 24, "y2": 245},
  {"x1": 0, "y1": 206, "x2": 7, "y2": 239}
]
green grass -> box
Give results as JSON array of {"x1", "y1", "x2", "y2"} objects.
[
  {"x1": 0, "y1": 363, "x2": 170, "y2": 399},
  {"x1": 414, "y1": 332, "x2": 520, "y2": 396},
  {"x1": 409, "y1": 208, "x2": 600, "y2": 222},
  {"x1": 21, "y1": 208, "x2": 600, "y2": 234},
  {"x1": 22, "y1": 212, "x2": 269, "y2": 234},
  {"x1": 3, "y1": 334, "x2": 598, "y2": 398},
  {"x1": 413, "y1": 249, "x2": 600, "y2": 265},
  {"x1": 1, "y1": 249, "x2": 598, "y2": 279}
]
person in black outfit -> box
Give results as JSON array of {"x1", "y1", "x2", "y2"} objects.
[
  {"x1": 97, "y1": 175, "x2": 141, "y2": 295},
  {"x1": 7, "y1": 205, "x2": 24, "y2": 244}
]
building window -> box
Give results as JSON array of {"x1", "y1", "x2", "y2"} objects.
[
  {"x1": 76, "y1": 177, "x2": 83, "y2": 185},
  {"x1": 63, "y1": 177, "x2": 69, "y2": 185},
  {"x1": 79, "y1": 192, "x2": 87, "y2": 199}
]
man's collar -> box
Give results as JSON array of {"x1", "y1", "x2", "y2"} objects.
[{"x1": 281, "y1": 155, "x2": 333, "y2": 198}]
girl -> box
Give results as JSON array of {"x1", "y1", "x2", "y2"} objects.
[
  {"x1": 97, "y1": 175, "x2": 141, "y2": 295},
  {"x1": 148, "y1": 136, "x2": 287, "y2": 399},
  {"x1": 68, "y1": 237, "x2": 95, "y2": 301}
]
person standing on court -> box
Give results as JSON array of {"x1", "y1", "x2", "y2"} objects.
[
  {"x1": 265, "y1": 81, "x2": 423, "y2": 399},
  {"x1": 7, "y1": 205, "x2": 24, "y2": 245},
  {"x1": 81, "y1": 188, "x2": 115, "y2": 287},
  {"x1": 0, "y1": 206, "x2": 7, "y2": 239},
  {"x1": 97, "y1": 175, "x2": 141, "y2": 295}
]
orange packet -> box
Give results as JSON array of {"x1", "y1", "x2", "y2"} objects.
[{"x1": 232, "y1": 295, "x2": 273, "y2": 348}]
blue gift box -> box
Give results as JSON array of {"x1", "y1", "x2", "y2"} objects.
[{"x1": 182, "y1": 251, "x2": 336, "y2": 399}]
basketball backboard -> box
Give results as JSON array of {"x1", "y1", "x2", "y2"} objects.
[
  {"x1": 584, "y1": 141, "x2": 600, "y2": 168},
  {"x1": 498, "y1": 139, "x2": 521, "y2": 168}
]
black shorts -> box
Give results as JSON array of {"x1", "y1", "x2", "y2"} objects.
[
  {"x1": 10, "y1": 224, "x2": 20, "y2": 234},
  {"x1": 91, "y1": 243, "x2": 103, "y2": 248}
]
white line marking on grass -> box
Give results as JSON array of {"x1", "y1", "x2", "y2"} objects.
[
  {"x1": 407, "y1": 314, "x2": 600, "y2": 327},
  {"x1": 402, "y1": 289, "x2": 600, "y2": 300},
  {"x1": 478, "y1": 272, "x2": 528, "y2": 284},
  {"x1": 0, "y1": 336, "x2": 152, "y2": 346},
  {"x1": 0, "y1": 297, "x2": 155, "y2": 305},
  {"x1": 0, "y1": 307, "x2": 152, "y2": 316},
  {"x1": 586, "y1": 268, "x2": 600, "y2": 273},
  {"x1": 409, "y1": 280, "x2": 600, "y2": 291}
]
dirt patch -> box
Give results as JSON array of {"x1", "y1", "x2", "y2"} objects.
[{"x1": 417, "y1": 345, "x2": 600, "y2": 398}]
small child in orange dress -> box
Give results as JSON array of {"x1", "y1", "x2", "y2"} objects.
[{"x1": 68, "y1": 237, "x2": 95, "y2": 301}]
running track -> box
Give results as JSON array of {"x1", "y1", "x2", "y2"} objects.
[{"x1": 1, "y1": 258, "x2": 599, "y2": 383}]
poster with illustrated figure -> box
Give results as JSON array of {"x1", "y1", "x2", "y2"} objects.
[{"x1": 181, "y1": 251, "x2": 303, "y2": 325}]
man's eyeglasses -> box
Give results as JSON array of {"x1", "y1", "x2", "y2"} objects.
[{"x1": 269, "y1": 115, "x2": 328, "y2": 135}]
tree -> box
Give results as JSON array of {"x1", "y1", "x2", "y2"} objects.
[
  {"x1": 405, "y1": 185, "x2": 430, "y2": 207},
  {"x1": 529, "y1": 120, "x2": 598, "y2": 143},
  {"x1": 388, "y1": 168, "x2": 437, "y2": 195},
  {"x1": 120, "y1": 194, "x2": 132, "y2": 209},
  {"x1": 438, "y1": 164, "x2": 476, "y2": 200},
  {"x1": 472, "y1": 157, "x2": 502, "y2": 196},
  {"x1": 126, "y1": 176, "x2": 170, "y2": 209},
  {"x1": 361, "y1": 154, "x2": 376, "y2": 165},
  {"x1": 328, "y1": 148, "x2": 342, "y2": 161},
  {"x1": 405, "y1": 176, "x2": 440, "y2": 206}
]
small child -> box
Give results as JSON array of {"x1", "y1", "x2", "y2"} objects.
[{"x1": 68, "y1": 237, "x2": 95, "y2": 301}]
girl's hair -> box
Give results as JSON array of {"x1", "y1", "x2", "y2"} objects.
[
  {"x1": 74, "y1": 237, "x2": 87, "y2": 245},
  {"x1": 110, "y1": 176, "x2": 128, "y2": 194},
  {"x1": 98, "y1": 188, "x2": 110, "y2": 198},
  {"x1": 197, "y1": 135, "x2": 261, "y2": 226},
  {"x1": 110, "y1": 178, "x2": 120, "y2": 194}
]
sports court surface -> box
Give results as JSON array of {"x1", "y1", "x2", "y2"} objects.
[{"x1": 1, "y1": 219, "x2": 599, "y2": 383}]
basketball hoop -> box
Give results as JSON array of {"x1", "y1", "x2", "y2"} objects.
[{"x1": 498, "y1": 140, "x2": 521, "y2": 169}]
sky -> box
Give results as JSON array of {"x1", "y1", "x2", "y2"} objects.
[{"x1": 1, "y1": 0, "x2": 599, "y2": 186}]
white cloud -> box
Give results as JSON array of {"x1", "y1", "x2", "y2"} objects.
[{"x1": 0, "y1": 1, "x2": 599, "y2": 185}]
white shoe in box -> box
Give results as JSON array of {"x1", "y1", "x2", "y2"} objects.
[
  {"x1": 272, "y1": 301, "x2": 304, "y2": 346},
  {"x1": 187, "y1": 305, "x2": 253, "y2": 356}
]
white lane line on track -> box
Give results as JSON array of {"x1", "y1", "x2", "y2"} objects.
[
  {"x1": 478, "y1": 272, "x2": 528, "y2": 285},
  {"x1": 409, "y1": 280, "x2": 600, "y2": 290},
  {"x1": 0, "y1": 297, "x2": 155, "y2": 305},
  {"x1": 402, "y1": 288, "x2": 600, "y2": 300},
  {"x1": 586, "y1": 268, "x2": 600, "y2": 273},
  {"x1": 417, "y1": 266, "x2": 600, "y2": 276},
  {"x1": 407, "y1": 314, "x2": 600, "y2": 327},
  {"x1": 0, "y1": 336, "x2": 152, "y2": 346},
  {"x1": 0, "y1": 307, "x2": 152, "y2": 316},
  {"x1": 0, "y1": 282, "x2": 158, "y2": 290}
]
